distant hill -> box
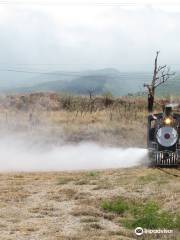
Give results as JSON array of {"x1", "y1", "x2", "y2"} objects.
[
  {"x1": 1, "y1": 68, "x2": 179, "y2": 96},
  {"x1": 8, "y1": 68, "x2": 153, "y2": 96}
]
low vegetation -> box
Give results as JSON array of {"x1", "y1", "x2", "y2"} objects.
[
  {"x1": 101, "y1": 197, "x2": 129, "y2": 214},
  {"x1": 101, "y1": 198, "x2": 180, "y2": 229},
  {"x1": 0, "y1": 168, "x2": 179, "y2": 239},
  {"x1": 0, "y1": 93, "x2": 179, "y2": 147}
]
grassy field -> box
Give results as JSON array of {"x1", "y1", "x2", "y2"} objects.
[
  {"x1": 0, "y1": 93, "x2": 176, "y2": 146},
  {"x1": 0, "y1": 168, "x2": 179, "y2": 240},
  {"x1": 0, "y1": 93, "x2": 179, "y2": 240}
]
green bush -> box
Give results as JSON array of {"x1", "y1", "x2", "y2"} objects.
[
  {"x1": 124, "y1": 202, "x2": 179, "y2": 229},
  {"x1": 101, "y1": 198, "x2": 129, "y2": 214},
  {"x1": 87, "y1": 171, "x2": 98, "y2": 177},
  {"x1": 101, "y1": 199, "x2": 180, "y2": 229}
]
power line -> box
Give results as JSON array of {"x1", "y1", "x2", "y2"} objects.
[
  {"x1": 0, "y1": 69, "x2": 155, "y2": 83},
  {"x1": 0, "y1": 69, "x2": 82, "y2": 75},
  {"x1": 0, "y1": 67, "x2": 178, "y2": 74}
]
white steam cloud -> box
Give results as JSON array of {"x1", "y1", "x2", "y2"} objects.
[{"x1": 0, "y1": 136, "x2": 147, "y2": 172}]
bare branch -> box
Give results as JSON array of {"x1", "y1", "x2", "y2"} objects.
[
  {"x1": 87, "y1": 88, "x2": 97, "y2": 100},
  {"x1": 157, "y1": 65, "x2": 166, "y2": 72},
  {"x1": 153, "y1": 64, "x2": 175, "y2": 88},
  {"x1": 144, "y1": 83, "x2": 151, "y2": 91},
  {"x1": 154, "y1": 71, "x2": 175, "y2": 88}
]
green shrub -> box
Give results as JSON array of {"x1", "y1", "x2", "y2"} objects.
[
  {"x1": 124, "y1": 202, "x2": 179, "y2": 229},
  {"x1": 101, "y1": 198, "x2": 129, "y2": 214},
  {"x1": 87, "y1": 171, "x2": 98, "y2": 177},
  {"x1": 101, "y1": 199, "x2": 180, "y2": 229}
]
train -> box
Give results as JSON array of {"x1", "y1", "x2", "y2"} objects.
[{"x1": 147, "y1": 105, "x2": 180, "y2": 167}]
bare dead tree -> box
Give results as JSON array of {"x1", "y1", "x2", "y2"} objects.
[
  {"x1": 86, "y1": 88, "x2": 96, "y2": 113},
  {"x1": 87, "y1": 88, "x2": 96, "y2": 100},
  {"x1": 144, "y1": 51, "x2": 175, "y2": 112}
]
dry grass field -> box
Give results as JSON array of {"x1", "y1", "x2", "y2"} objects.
[
  {"x1": 0, "y1": 93, "x2": 179, "y2": 240},
  {"x1": 0, "y1": 93, "x2": 174, "y2": 146},
  {"x1": 0, "y1": 168, "x2": 179, "y2": 240}
]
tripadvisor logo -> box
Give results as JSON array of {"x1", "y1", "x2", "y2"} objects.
[
  {"x1": 135, "y1": 227, "x2": 173, "y2": 236},
  {"x1": 135, "y1": 227, "x2": 143, "y2": 236}
]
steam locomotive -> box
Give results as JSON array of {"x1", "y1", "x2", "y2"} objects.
[{"x1": 147, "y1": 105, "x2": 180, "y2": 167}]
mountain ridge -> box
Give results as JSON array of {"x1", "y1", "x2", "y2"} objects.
[{"x1": 1, "y1": 68, "x2": 179, "y2": 96}]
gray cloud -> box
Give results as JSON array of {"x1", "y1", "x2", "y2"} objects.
[{"x1": 0, "y1": 4, "x2": 180, "y2": 71}]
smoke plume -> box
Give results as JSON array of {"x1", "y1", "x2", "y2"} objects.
[{"x1": 0, "y1": 135, "x2": 147, "y2": 172}]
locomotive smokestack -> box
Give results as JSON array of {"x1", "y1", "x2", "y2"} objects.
[{"x1": 164, "y1": 106, "x2": 173, "y2": 117}]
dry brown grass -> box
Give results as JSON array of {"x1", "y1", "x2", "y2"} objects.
[
  {"x1": 0, "y1": 168, "x2": 179, "y2": 240},
  {"x1": 0, "y1": 94, "x2": 153, "y2": 147},
  {"x1": 0, "y1": 93, "x2": 179, "y2": 148}
]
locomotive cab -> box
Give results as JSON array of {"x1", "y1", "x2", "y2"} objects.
[{"x1": 147, "y1": 105, "x2": 180, "y2": 167}]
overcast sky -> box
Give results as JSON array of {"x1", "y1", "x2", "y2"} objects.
[{"x1": 0, "y1": 0, "x2": 180, "y2": 72}]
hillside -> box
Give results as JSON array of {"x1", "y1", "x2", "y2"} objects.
[
  {"x1": 1, "y1": 68, "x2": 179, "y2": 96},
  {"x1": 2, "y1": 69, "x2": 152, "y2": 95}
]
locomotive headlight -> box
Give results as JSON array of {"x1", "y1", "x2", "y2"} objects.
[{"x1": 164, "y1": 117, "x2": 172, "y2": 125}]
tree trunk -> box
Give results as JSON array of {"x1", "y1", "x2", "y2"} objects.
[
  {"x1": 148, "y1": 51, "x2": 159, "y2": 113},
  {"x1": 148, "y1": 92, "x2": 154, "y2": 112}
]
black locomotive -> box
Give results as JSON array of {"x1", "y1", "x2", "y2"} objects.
[{"x1": 147, "y1": 105, "x2": 180, "y2": 167}]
